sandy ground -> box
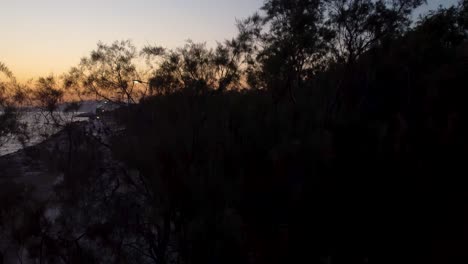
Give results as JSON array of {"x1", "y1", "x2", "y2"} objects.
[
  {"x1": 0, "y1": 131, "x2": 65, "y2": 200},
  {"x1": 0, "y1": 118, "x2": 116, "y2": 263}
]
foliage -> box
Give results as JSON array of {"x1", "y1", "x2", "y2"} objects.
[
  {"x1": 64, "y1": 40, "x2": 141, "y2": 104},
  {"x1": 326, "y1": 0, "x2": 426, "y2": 64},
  {"x1": 1, "y1": 0, "x2": 468, "y2": 263},
  {"x1": 0, "y1": 61, "x2": 27, "y2": 147},
  {"x1": 142, "y1": 40, "x2": 242, "y2": 95},
  {"x1": 108, "y1": 2, "x2": 468, "y2": 263},
  {"x1": 33, "y1": 76, "x2": 64, "y2": 113},
  {"x1": 235, "y1": 0, "x2": 333, "y2": 100}
]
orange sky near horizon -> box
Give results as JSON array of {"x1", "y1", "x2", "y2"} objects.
[
  {"x1": 0, "y1": 0, "x2": 459, "y2": 82},
  {"x1": 1, "y1": 0, "x2": 264, "y2": 82}
]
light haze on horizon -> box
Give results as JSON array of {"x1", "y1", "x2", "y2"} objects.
[{"x1": 0, "y1": 0, "x2": 459, "y2": 81}]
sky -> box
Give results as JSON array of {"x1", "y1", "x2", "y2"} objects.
[{"x1": 0, "y1": 0, "x2": 460, "y2": 81}]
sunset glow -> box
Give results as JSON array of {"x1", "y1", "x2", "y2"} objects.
[
  {"x1": 1, "y1": 0, "x2": 264, "y2": 81},
  {"x1": 1, "y1": 0, "x2": 458, "y2": 81},
  {"x1": 1, "y1": 0, "x2": 467, "y2": 262}
]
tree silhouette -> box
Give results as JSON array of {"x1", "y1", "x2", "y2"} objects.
[
  {"x1": 327, "y1": 0, "x2": 426, "y2": 64},
  {"x1": 142, "y1": 40, "x2": 241, "y2": 95},
  {"x1": 0, "y1": 61, "x2": 26, "y2": 149},
  {"x1": 236, "y1": 0, "x2": 333, "y2": 101},
  {"x1": 66, "y1": 40, "x2": 141, "y2": 104},
  {"x1": 2, "y1": 1, "x2": 468, "y2": 263}
]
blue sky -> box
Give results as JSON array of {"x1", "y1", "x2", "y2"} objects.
[{"x1": 0, "y1": 0, "x2": 460, "y2": 80}]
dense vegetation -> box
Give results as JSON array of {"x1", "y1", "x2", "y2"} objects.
[{"x1": 1, "y1": 0, "x2": 468, "y2": 263}]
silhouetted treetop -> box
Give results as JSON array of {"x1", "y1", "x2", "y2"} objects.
[
  {"x1": 141, "y1": 40, "x2": 241, "y2": 94},
  {"x1": 326, "y1": 0, "x2": 426, "y2": 64},
  {"x1": 64, "y1": 40, "x2": 140, "y2": 104}
]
